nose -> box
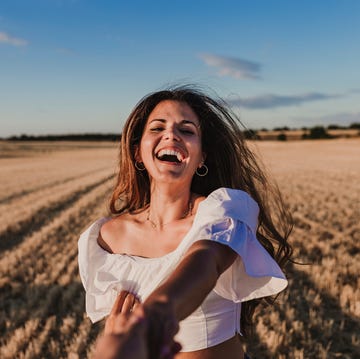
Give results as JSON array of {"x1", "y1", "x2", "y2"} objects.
[{"x1": 163, "y1": 127, "x2": 180, "y2": 141}]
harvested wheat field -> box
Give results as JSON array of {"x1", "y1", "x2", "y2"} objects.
[{"x1": 0, "y1": 139, "x2": 359, "y2": 359}]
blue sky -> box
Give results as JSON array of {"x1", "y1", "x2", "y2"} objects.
[{"x1": 1, "y1": 0, "x2": 360, "y2": 137}]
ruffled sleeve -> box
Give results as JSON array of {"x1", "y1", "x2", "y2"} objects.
[
  {"x1": 189, "y1": 188, "x2": 288, "y2": 302},
  {"x1": 78, "y1": 217, "x2": 119, "y2": 322}
]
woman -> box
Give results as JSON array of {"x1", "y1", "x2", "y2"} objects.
[{"x1": 78, "y1": 86, "x2": 293, "y2": 358}]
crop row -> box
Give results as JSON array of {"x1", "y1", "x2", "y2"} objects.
[
  {"x1": 0, "y1": 168, "x2": 114, "y2": 251},
  {"x1": 0, "y1": 147, "x2": 116, "y2": 201},
  {"x1": 245, "y1": 171, "x2": 360, "y2": 359},
  {"x1": 0, "y1": 176, "x2": 112, "y2": 358}
]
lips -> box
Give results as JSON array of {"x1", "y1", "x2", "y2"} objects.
[{"x1": 155, "y1": 148, "x2": 186, "y2": 163}]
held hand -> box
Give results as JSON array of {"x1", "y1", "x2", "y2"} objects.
[
  {"x1": 95, "y1": 291, "x2": 181, "y2": 359},
  {"x1": 105, "y1": 291, "x2": 141, "y2": 335},
  {"x1": 143, "y1": 295, "x2": 181, "y2": 359},
  {"x1": 93, "y1": 291, "x2": 147, "y2": 359}
]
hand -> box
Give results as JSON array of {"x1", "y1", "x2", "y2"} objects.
[
  {"x1": 94, "y1": 291, "x2": 181, "y2": 359},
  {"x1": 104, "y1": 291, "x2": 141, "y2": 335},
  {"x1": 143, "y1": 295, "x2": 181, "y2": 359},
  {"x1": 93, "y1": 291, "x2": 146, "y2": 359}
]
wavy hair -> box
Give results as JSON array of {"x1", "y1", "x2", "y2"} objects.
[{"x1": 109, "y1": 85, "x2": 293, "y2": 336}]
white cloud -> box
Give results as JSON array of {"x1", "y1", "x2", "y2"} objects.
[
  {"x1": 228, "y1": 92, "x2": 342, "y2": 109},
  {"x1": 199, "y1": 53, "x2": 261, "y2": 80},
  {"x1": 0, "y1": 31, "x2": 28, "y2": 46}
]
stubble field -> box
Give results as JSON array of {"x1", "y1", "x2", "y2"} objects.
[{"x1": 0, "y1": 139, "x2": 359, "y2": 359}]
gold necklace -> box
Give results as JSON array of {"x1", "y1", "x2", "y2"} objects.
[{"x1": 146, "y1": 198, "x2": 193, "y2": 229}]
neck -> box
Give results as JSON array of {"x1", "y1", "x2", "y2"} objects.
[{"x1": 147, "y1": 184, "x2": 193, "y2": 229}]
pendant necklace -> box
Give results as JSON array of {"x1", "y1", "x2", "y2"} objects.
[{"x1": 147, "y1": 198, "x2": 193, "y2": 229}]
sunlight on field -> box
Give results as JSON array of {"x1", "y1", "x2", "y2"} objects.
[
  {"x1": 0, "y1": 139, "x2": 359, "y2": 358},
  {"x1": 246, "y1": 139, "x2": 360, "y2": 358}
]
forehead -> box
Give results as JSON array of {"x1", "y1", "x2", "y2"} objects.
[{"x1": 147, "y1": 100, "x2": 199, "y2": 125}]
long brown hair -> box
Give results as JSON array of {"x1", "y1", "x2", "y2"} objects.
[{"x1": 110, "y1": 85, "x2": 293, "y2": 336}]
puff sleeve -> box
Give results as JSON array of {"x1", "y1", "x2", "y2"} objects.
[
  {"x1": 188, "y1": 188, "x2": 288, "y2": 302},
  {"x1": 78, "y1": 217, "x2": 120, "y2": 322}
]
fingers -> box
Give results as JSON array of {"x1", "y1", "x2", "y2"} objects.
[
  {"x1": 105, "y1": 291, "x2": 142, "y2": 335},
  {"x1": 104, "y1": 293, "x2": 180, "y2": 359},
  {"x1": 132, "y1": 297, "x2": 141, "y2": 312},
  {"x1": 121, "y1": 292, "x2": 137, "y2": 314},
  {"x1": 95, "y1": 310, "x2": 148, "y2": 359},
  {"x1": 110, "y1": 291, "x2": 140, "y2": 315},
  {"x1": 109, "y1": 290, "x2": 128, "y2": 316}
]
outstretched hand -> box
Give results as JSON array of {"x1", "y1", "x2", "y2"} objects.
[
  {"x1": 93, "y1": 291, "x2": 147, "y2": 359},
  {"x1": 104, "y1": 291, "x2": 141, "y2": 335},
  {"x1": 93, "y1": 291, "x2": 181, "y2": 359},
  {"x1": 143, "y1": 295, "x2": 181, "y2": 359}
]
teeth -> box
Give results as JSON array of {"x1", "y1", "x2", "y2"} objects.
[{"x1": 157, "y1": 149, "x2": 184, "y2": 162}]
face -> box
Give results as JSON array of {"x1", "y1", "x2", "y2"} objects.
[{"x1": 137, "y1": 100, "x2": 204, "y2": 186}]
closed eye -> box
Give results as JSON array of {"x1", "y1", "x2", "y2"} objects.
[
  {"x1": 149, "y1": 127, "x2": 164, "y2": 132},
  {"x1": 180, "y1": 128, "x2": 195, "y2": 135}
]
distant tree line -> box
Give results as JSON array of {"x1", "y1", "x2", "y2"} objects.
[
  {"x1": 242, "y1": 123, "x2": 360, "y2": 141},
  {"x1": 258, "y1": 123, "x2": 360, "y2": 132},
  {"x1": 4, "y1": 133, "x2": 121, "y2": 141}
]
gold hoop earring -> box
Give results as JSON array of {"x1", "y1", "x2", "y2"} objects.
[
  {"x1": 196, "y1": 164, "x2": 208, "y2": 177},
  {"x1": 135, "y1": 161, "x2": 146, "y2": 171}
]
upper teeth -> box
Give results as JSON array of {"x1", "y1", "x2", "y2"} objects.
[{"x1": 157, "y1": 149, "x2": 184, "y2": 162}]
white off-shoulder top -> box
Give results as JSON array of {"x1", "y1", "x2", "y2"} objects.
[{"x1": 78, "y1": 187, "x2": 288, "y2": 352}]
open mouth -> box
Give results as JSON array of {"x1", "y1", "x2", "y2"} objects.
[{"x1": 156, "y1": 149, "x2": 185, "y2": 164}]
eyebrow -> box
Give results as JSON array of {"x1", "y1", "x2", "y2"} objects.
[{"x1": 149, "y1": 119, "x2": 200, "y2": 127}]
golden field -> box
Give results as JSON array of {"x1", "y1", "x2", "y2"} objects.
[{"x1": 0, "y1": 139, "x2": 359, "y2": 359}]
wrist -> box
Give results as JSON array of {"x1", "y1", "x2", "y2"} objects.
[
  {"x1": 93, "y1": 334, "x2": 125, "y2": 359},
  {"x1": 144, "y1": 293, "x2": 179, "y2": 335},
  {"x1": 144, "y1": 293, "x2": 176, "y2": 318}
]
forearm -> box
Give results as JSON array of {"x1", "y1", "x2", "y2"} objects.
[{"x1": 144, "y1": 240, "x2": 237, "y2": 321}]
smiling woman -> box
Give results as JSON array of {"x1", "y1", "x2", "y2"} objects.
[
  {"x1": 78, "y1": 85, "x2": 293, "y2": 359},
  {"x1": 147, "y1": 112, "x2": 201, "y2": 166},
  {"x1": 137, "y1": 100, "x2": 204, "y2": 191}
]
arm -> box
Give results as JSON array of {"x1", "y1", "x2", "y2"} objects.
[
  {"x1": 142, "y1": 240, "x2": 237, "y2": 359},
  {"x1": 93, "y1": 240, "x2": 238, "y2": 359},
  {"x1": 144, "y1": 239, "x2": 237, "y2": 321}
]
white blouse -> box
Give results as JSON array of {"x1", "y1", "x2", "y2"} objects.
[{"x1": 78, "y1": 187, "x2": 288, "y2": 351}]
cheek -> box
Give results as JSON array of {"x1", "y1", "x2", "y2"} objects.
[
  {"x1": 139, "y1": 137, "x2": 154, "y2": 160},
  {"x1": 190, "y1": 138, "x2": 203, "y2": 159}
]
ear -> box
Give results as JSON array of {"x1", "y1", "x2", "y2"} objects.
[
  {"x1": 134, "y1": 145, "x2": 142, "y2": 162},
  {"x1": 199, "y1": 152, "x2": 207, "y2": 166}
]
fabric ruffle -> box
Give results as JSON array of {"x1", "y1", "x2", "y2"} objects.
[{"x1": 187, "y1": 188, "x2": 288, "y2": 302}]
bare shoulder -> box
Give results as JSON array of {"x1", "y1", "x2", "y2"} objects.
[
  {"x1": 99, "y1": 212, "x2": 143, "y2": 254},
  {"x1": 192, "y1": 193, "x2": 206, "y2": 213}
]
